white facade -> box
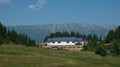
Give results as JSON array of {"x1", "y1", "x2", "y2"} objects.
[
  {"x1": 45, "y1": 37, "x2": 86, "y2": 46},
  {"x1": 46, "y1": 41, "x2": 85, "y2": 46},
  {"x1": 47, "y1": 41, "x2": 76, "y2": 46}
]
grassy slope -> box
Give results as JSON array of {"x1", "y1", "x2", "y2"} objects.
[{"x1": 0, "y1": 44, "x2": 120, "y2": 67}]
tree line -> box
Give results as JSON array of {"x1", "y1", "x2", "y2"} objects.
[
  {"x1": 84, "y1": 26, "x2": 120, "y2": 56},
  {"x1": 0, "y1": 22, "x2": 36, "y2": 46},
  {"x1": 44, "y1": 31, "x2": 101, "y2": 42},
  {"x1": 104, "y1": 26, "x2": 120, "y2": 56}
]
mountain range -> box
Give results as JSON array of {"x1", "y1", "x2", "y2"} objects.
[{"x1": 7, "y1": 23, "x2": 117, "y2": 42}]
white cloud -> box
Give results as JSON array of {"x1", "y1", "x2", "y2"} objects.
[
  {"x1": 28, "y1": 5, "x2": 36, "y2": 9},
  {"x1": 0, "y1": 0, "x2": 11, "y2": 4},
  {"x1": 28, "y1": 0, "x2": 47, "y2": 10}
]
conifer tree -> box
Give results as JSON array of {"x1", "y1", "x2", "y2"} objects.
[
  {"x1": 0, "y1": 22, "x2": 36, "y2": 46},
  {"x1": 70, "y1": 31, "x2": 75, "y2": 37},
  {"x1": 114, "y1": 26, "x2": 120, "y2": 40},
  {"x1": 105, "y1": 30, "x2": 114, "y2": 43},
  {"x1": 0, "y1": 22, "x2": 7, "y2": 44}
]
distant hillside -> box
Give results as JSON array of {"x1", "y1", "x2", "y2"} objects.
[{"x1": 7, "y1": 23, "x2": 117, "y2": 42}]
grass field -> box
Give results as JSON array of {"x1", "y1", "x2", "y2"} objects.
[{"x1": 0, "y1": 44, "x2": 120, "y2": 67}]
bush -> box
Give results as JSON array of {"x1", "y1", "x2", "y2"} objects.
[
  {"x1": 95, "y1": 46, "x2": 107, "y2": 56},
  {"x1": 111, "y1": 41, "x2": 120, "y2": 56},
  {"x1": 83, "y1": 45, "x2": 88, "y2": 51}
]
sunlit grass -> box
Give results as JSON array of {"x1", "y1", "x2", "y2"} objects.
[{"x1": 0, "y1": 44, "x2": 120, "y2": 67}]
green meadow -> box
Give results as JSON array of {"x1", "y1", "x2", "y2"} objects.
[{"x1": 0, "y1": 44, "x2": 120, "y2": 67}]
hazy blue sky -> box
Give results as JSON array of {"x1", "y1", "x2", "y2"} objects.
[{"x1": 0, "y1": 0, "x2": 120, "y2": 26}]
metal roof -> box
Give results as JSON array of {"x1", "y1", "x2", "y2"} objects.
[
  {"x1": 47, "y1": 37, "x2": 83, "y2": 42},
  {"x1": 76, "y1": 38, "x2": 83, "y2": 42}
]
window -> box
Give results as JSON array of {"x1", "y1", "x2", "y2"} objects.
[
  {"x1": 52, "y1": 41, "x2": 55, "y2": 43},
  {"x1": 67, "y1": 41, "x2": 69, "y2": 43},
  {"x1": 75, "y1": 43, "x2": 81, "y2": 45},
  {"x1": 58, "y1": 41, "x2": 61, "y2": 43}
]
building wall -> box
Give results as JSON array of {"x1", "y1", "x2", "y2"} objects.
[
  {"x1": 81, "y1": 41, "x2": 85, "y2": 45},
  {"x1": 47, "y1": 41, "x2": 75, "y2": 46},
  {"x1": 42, "y1": 45, "x2": 83, "y2": 51}
]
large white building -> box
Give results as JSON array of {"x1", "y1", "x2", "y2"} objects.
[{"x1": 45, "y1": 37, "x2": 86, "y2": 46}]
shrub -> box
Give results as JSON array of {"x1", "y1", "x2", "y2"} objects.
[{"x1": 95, "y1": 46, "x2": 107, "y2": 56}]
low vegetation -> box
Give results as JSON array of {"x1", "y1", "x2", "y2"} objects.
[
  {"x1": 83, "y1": 26, "x2": 120, "y2": 56},
  {"x1": 0, "y1": 44, "x2": 120, "y2": 67}
]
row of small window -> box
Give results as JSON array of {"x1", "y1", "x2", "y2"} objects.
[
  {"x1": 52, "y1": 46, "x2": 81, "y2": 49},
  {"x1": 48, "y1": 41, "x2": 76, "y2": 43}
]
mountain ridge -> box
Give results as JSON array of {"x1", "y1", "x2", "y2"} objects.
[{"x1": 7, "y1": 23, "x2": 117, "y2": 42}]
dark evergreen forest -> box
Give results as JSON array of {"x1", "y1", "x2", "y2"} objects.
[{"x1": 0, "y1": 22, "x2": 36, "y2": 46}]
